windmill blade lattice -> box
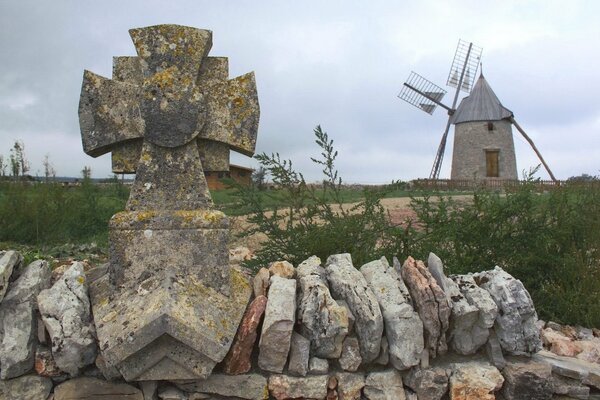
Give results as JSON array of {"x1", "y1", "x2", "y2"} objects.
[
  {"x1": 447, "y1": 39, "x2": 482, "y2": 93},
  {"x1": 398, "y1": 72, "x2": 447, "y2": 115}
]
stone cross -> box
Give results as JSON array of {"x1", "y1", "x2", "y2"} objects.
[
  {"x1": 79, "y1": 25, "x2": 256, "y2": 382},
  {"x1": 79, "y1": 25, "x2": 259, "y2": 210}
]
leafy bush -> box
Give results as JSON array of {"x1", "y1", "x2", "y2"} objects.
[{"x1": 233, "y1": 126, "x2": 405, "y2": 269}]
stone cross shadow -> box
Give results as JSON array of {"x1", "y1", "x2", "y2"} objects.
[{"x1": 79, "y1": 25, "x2": 256, "y2": 381}]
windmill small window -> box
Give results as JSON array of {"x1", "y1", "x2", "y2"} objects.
[{"x1": 487, "y1": 122, "x2": 494, "y2": 131}]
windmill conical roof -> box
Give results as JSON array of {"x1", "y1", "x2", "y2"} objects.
[{"x1": 451, "y1": 74, "x2": 513, "y2": 124}]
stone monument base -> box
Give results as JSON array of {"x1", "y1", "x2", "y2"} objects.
[{"x1": 89, "y1": 210, "x2": 252, "y2": 381}]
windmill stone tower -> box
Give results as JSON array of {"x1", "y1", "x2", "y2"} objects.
[{"x1": 450, "y1": 74, "x2": 518, "y2": 180}]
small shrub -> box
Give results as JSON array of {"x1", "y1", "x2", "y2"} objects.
[{"x1": 233, "y1": 125, "x2": 406, "y2": 270}]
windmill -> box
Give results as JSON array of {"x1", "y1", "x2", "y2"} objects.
[{"x1": 398, "y1": 39, "x2": 557, "y2": 182}]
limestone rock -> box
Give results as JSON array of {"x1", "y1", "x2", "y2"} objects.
[
  {"x1": 475, "y1": 266, "x2": 542, "y2": 354},
  {"x1": 403, "y1": 367, "x2": 449, "y2": 400},
  {"x1": 269, "y1": 260, "x2": 295, "y2": 279},
  {"x1": 335, "y1": 372, "x2": 365, "y2": 400},
  {"x1": 0, "y1": 301, "x2": 35, "y2": 379},
  {"x1": 404, "y1": 389, "x2": 418, "y2": 400},
  {"x1": 325, "y1": 254, "x2": 383, "y2": 363},
  {"x1": 54, "y1": 377, "x2": 142, "y2": 399},
  {"x1": 253, "y1": 267, "x2": 270, "y2": 298},
  {"x1": 375, "y1": 336, "x2": 389, "y2": 366},
  {"x1": 445, "y1": 274, "x2": 498, "y2": 355},
  {"x1": 268, "y1": 374, "x2": 328, "y2": 400},
  {"x1": 449, "y1": 362, "x2": 504, "y2": 400},
  {"x1": 1, "y1": 259, "x2": 50, "y2": 305},
  {"x1": 0, "y1": 374, "x2": 53, "y2": 400},
  {"x1": 95, "y1": 354, "x2": 122, "y2": 381},
  {"x1": 576, "y1": 339, "x2": 600, "y2": 363},
  {"x1": 177, "y1": 373, "x2": 267, "y2": 400},
  {"x1": 309, "y1": 357, "x2": 329, "y2": 375},
  {"x1": 288, "y1": 332, "x2": 310, "y2": 376},
  {"x1": 361, "y1": 257, "x2": 423, "y2": 369},
  {"x1": 336, "y1": 300, "x2": 355, "y2": 334},
  {"x1": 364, "y1": 369, "x2": 406, "y2": 400},
  {"x1": 140, "y1": 380, "x2": 158, "y2": 400},
  {"x1": 35, "y1": 346, "x2": 63, "y2": 377},
  {"x1": 485, "y1": 330, "x2": 506, "y2": 369},
  {"x1": 222, "y1": 295, "x2": 267, "y2": 375},
  {"x1": 542, "y1": 328, "x2": 582, "y2": 357},
  {"x1": 296, "y1": 256, "x2": 348, "y2": 358},
  {"x1": 0, "y1": 259, "x2": 51, "y2": 379},
  {"x1": 258, "y1": 275, "x2": 296, "y2": 373},
  {"x1": 0, "y1": 250, "x2": 21, "y2": 302},
  {"x1": 426, "y1": 253, "x2": 448, "y2": 293},
  {"x1": 38, "y1": 262, "x2": 97, "y2": 376},
  {"x1": 552, "y1": 374, "x2": 590, "y2": 399},
  {"x1": 158, "y1": 386, "x2": 188, "y2": 400},
  {"x1": 338, "y1": 336, "x2": 362, "y2": 372},
  {"x1": 399, "y1": 256, "x2": 450, "y2": 358},
  {"x1": 501, "y1": 360, "x2": 552, "y2": 400},
  {"x1": 533, "y1": 350, "x2": 600, "y2": 390}
]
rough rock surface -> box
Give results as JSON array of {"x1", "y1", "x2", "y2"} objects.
[
  {"x1": 426, "y1": 253, "x2": 449, "y2": 293},
  {"x1": 450, "y1": 274, "x2": 498, "y2": 355},
  {"x1": 400, "y1": 256, "x2": 450, "y2": 358},
  {"x1": 403, "y1": 367, "x2": 449, "y2": 400},
  {"x1": 309, "y1": 357, "x2": 329, "y2": 375},
  {"x1": 258, "y1": 275, "x2": 296, "y2": 373},
  {"x1": 336, "y1": 372, "x2": 366, "y2": 400},
  {"x1": 542, "y1": 327, "x2": 583, "y2": 358},
  {"x1": 178, "y1": 373, "x2": 267, "y2": 400},
  {"x1": 38, "y1": 262, "x2": 97, "y2": 376},
  {"x1": 0, "y1": 374, "x2": 53, "y2": 400},
  {"x1": 95, "y1": 354, "x2": 122, "y2": 381},
  {"x1": 0, "y1": 250, "x2": 21, "y2": 302},
  {"x1": 140, "y1": 381, "x2": 158, "y2": 400},
  {"x1": 158, "y1": 386, "x2": 187, "y2": 400},
  {"x1": 476, "y1": 266, "x2": 542, "y2": 354},
  {"x1": 486, "y1": 330, "x2": 506, "y2": 369},
  {"x1": 501, "y1": 359, "x2": 553, "y2": 400},
  {"x1": 269, "y1": 260, "x2": 295, "y2": 279},
  {"x1": 449, "y1": 362, "x2": 504, "y2": 400},
  {"x1": 361, "y1": 257, "x2": 423, "y2": 369},
  {"x1": 0, "y1": 259, "x2": 51, "y2": 379},
  {"x1": 533, "y1": 350, "x2": 600, "y2": 390},
  {"x1": 552, "y1": 374, "x2": 590, "y2": 399},
  {"x1": 34, "y1": 345, "x2": 63, "y2": 377},
  {"x1": 222, "y1": 295, "x2": 267, "y2": 375},
  {"x1": 325, "y1": 254, "x2": 383, "y2": 363},
  {"x1": 296, "y1": 256, "x2": 348, "y2": 358},
  {"x1": 287, "y1": 331, "x2": 310, "y2": 376},
  {"x1": 375, "y1": 336, "x2": 389, "y2": 366},
  {"x1": 54, "y1": 377, "x2": 143, "y2": 399},
  {"x1": 339, "y1": 336, "x2": 362, "y2": 372},
  {"x1": 364, "y1": 369, "x2": 406, "y2": 400},
  {"x1": 253, "y1": 267, "x2": 270, "y2": 298},
  {"x1": 268, "y1": 374, "x2": 328, "y2": 400}
]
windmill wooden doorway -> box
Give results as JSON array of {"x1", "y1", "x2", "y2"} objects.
[{"x1": 485, "y1": 150, "x2": 499, "y2": 177}]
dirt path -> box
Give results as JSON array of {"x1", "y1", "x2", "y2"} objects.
[{"x1": 229, "y1": 195, "x2": 472, "y2": 252}]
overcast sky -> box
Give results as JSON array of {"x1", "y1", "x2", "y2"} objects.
[{"x1": 1, "y1": 0, "x2": 599, "y2": 182}]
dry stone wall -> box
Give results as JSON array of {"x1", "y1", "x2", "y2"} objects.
[{"x1": 1, "y1": 249, "x2": 600, "y2": 399}]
